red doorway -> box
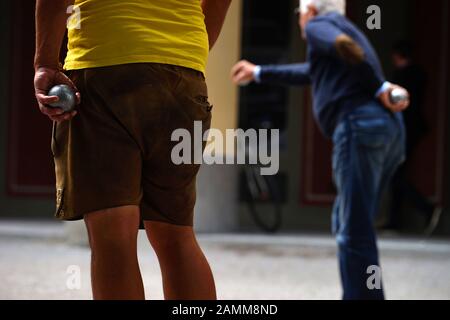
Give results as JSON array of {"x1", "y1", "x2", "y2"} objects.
[{"x1": 6, "y1": 0, "x2": 65, "y2": 198}]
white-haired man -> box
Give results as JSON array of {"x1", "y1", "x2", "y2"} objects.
[{"x1": 232, "y1": 0, "x2": 408, "y2": 300}]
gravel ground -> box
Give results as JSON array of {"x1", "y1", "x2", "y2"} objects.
[{"x1": 0, "y1": 222, "x2": 449, "y2": 300}]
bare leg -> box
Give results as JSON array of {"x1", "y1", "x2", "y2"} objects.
[
  {"x1": 144, "y1": 221, "x2": 216, "y2": 300},
  {"x1": 84, "y1": 205, "x2": 144, "y2": 300}
]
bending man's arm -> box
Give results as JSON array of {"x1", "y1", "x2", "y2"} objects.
[
  {"x1": 231, "y1": 60, "x2": 311, "y2": 86},
  {"x1": 305, "y1": 20, "x2": 409, "y2": 112},
  {"x1": 35, "y1": 0, "x2": 73, "y2": 70},
  {"x1": 305, "y1": 20, "x2": 384, "y2": 94},
  {"x1": 201, "y1": 0, "x2": 232, "y2": 50},
  {"x1": 305, "y1": 22, "x2": 365, "y2": 65},
  {"x1": 256, "y1": 63, "x2": 311, "y2": 86},
  {"x1": 34, "y1": 0, "x2": 79, "y2": 122}
]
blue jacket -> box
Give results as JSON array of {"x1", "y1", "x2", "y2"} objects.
[{"x1": 259, "y1": 12, "x2": 387, "y2": 137}]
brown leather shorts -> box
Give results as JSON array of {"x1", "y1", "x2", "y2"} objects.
[{"x1": 51, "y1": 63, "x2": 212, "y2": 226}]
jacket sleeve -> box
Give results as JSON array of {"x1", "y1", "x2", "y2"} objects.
[
  {"x1": 306, "y1": 19, "x2": 385, "y2": 95},
  {"x1": 305, "y1": 20, "x2": 343, "y2": 58},
  {"x1": 259, "y1": 63, "x2": 311, "y2": 86}
]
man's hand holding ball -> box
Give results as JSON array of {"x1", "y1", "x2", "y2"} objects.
[
  {"x1": 378, "y1": 83, "x2": 410, "y2": 113},
  {"x1": 34, "y1": 67, "x2": 81, "y2": 122}
]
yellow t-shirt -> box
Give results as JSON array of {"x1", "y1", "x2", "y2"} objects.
[{"x1": 64, "y1": 0, "x2": 209, "y2": 74}]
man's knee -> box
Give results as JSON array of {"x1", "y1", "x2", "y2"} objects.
[
  {"x1": 144, "y1": 221, "x2": 195, "y2": 253},
  {"x1": 84, "y1": 206, "x2": 140, "y2": 253}
]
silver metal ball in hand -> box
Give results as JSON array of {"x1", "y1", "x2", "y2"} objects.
[
  {"x1": 47, "y1": 84, "x2": 76, "y2": 113},
  {"x1": 389, "y1": 88, "x2": 408, "y2": 104}
]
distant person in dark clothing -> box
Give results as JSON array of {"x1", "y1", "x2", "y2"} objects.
[
  {"x1": 385, "y1": 40, "x2": 442, "y2": 234},
  {"x1": 392, "y1": 41, "x2": 427, "y2": 151}
]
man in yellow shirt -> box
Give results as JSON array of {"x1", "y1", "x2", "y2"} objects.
[{"x1": 34, "y1": 0, "x2": 231, "y2": 300}]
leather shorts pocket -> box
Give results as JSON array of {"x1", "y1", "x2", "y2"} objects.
[
  {"x1": 50, "y1": 121, "x2": 69, "y2": 157},
  {"x1": 193, "y1": 94, "x2": 213, "y2": 121},
  {"x1": 51, "y1": 122, "x2": 57, "y2": 157},
  {"x1": 54, "y1": 188, "x2": 65, "y2": 218},
  {"x1": 181, "y1": 77, "x2": 213, "y2": 123}
]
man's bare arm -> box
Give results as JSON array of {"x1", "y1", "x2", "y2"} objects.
[
  {"x1": 34, "y1": 0, "x2": 80, "y2": 122},
  {"x1": 34, "y1": 0, "x2": 73, "y2": 69},
  {"x1": 201, "y1": 0, "x2": 232, "y2": 50}
]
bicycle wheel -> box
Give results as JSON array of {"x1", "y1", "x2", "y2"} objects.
[{"x1": 244, "y1": 166, "x2": 282, "y2": 233}]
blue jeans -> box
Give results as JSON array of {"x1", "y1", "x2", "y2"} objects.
[{"x1": 332, "y1": 102, "x2": 405, "y2": 300}]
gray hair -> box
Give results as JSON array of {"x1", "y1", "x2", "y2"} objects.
[{"x1": 300, "y1": 0, "x2": 346, "y2": 15}]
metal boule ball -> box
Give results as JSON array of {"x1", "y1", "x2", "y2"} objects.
[
  {"x1": 47, "y1": 84, "x2": 76, "y2": 113},
  {"x1": 389, "y1": 88, "x2": 408, "y2": 104}
]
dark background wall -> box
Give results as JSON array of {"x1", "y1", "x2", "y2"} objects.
[{"x1": 0, "y1": 1, "x2": 54, "y2": 219}]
